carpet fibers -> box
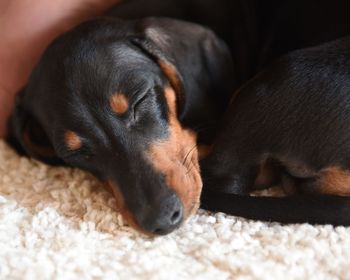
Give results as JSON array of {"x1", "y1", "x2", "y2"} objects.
[{"x1": 0, "y1": 140, "x2": 349, "y2": 280}]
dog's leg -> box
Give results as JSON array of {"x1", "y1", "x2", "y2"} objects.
[{"x1": 292, "y1": 167, "x2": 350, "y2": 196}]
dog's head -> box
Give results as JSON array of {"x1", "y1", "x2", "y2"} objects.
[{"x1": 8, "y1": 17, "x2": 233, "y2": 235}]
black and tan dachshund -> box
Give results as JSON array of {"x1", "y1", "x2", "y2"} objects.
[
  {"x1": 7, "y1": 0, "x2": 350, "y2": 235},
  {"x1": 7, "y1": 17, "x2": 234, "y2": 235}
]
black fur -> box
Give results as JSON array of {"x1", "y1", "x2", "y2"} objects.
[
  {"x1": 7, "y1": 16, "x2": 233, "y2": 235},
  {"x1": 200, "y1": 36, "x2": 350, "y2": 225},
  {"x1": 7, "y1": 0, "x2": 350, "y2": 233}
]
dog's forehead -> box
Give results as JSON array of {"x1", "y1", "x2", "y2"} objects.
[
  {"x1": 57, "y1": 41, "x2": 160, "y2": 97},
  {"x1": 63, "y1": 39, "x2": 152, "y2": 71}
]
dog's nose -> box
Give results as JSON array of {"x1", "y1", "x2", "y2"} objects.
[{"x1": 137, "y1": 193, "x2": 184, "y2": 235}]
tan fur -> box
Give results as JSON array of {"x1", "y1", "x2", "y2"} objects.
[
  {"x1": 110, "y1": 93, "x2": 129, "y2": 114},
  {"x1": 64, "y1": 131, "x2": 82, "y2": 151},
  {"x1": 158, "y1": 60, "x2": 182, "y2": 98},
  {"x1": 198, "y1": 145, "x2": 212, "y2": 159},
  {"x1": 318, "y1": 166, "x2": 350, "y2": 195},
  {"x1": 146, "y1": 87, "x2": 202, "y2": 218}
]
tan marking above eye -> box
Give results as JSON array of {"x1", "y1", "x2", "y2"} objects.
[
  {"x1": 110, "y1": 93, "x2": 129, "y2": 114},
  {"x1": 64, "y1": 130, "x2": 82, "y2": 150}
]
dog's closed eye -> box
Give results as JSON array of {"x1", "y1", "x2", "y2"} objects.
[
  {"x1": 133, "y1": 93, "x2": 149, "y2": 120},
  {"x1": 57, "y1": 145, "x2": 93, "y2": 160},
  {"x1": 67, "y1": 150, "x2": 93, "y2": 160}
]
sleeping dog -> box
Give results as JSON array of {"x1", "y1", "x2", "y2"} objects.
[
  {"x1": 7, "y1": 1, "x2": 350, "y2": 235},
  {"x1": 200, "y1": 36, "x2": 350, "y2": 225},
  {"x1": 8, "y1": 17, "x2": 234, "y2": 235}
]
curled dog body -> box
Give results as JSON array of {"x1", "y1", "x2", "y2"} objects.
[
  {"x1": 7, "y1": 1, "x2": 350, "y2": 234},
  {"x1": 200, "y1": 36, "x2": 350, "y2": 225},
  {"x1": 7, "y1": 17, "x2": 234, "y2": 235}
]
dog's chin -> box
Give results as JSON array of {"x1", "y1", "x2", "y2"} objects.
[
  {"x1": 105, "y1": 164, "x2": 202, "y2": 235},
  {"x1": 104, "y1": 181, "x2": 143, "y2": 233}
]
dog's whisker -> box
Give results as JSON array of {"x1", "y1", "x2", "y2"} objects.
[
  {"x1": 182, "y1": 144, "x2": 197, "y2": 166},
  {"x1": 186, "y1": 163, "x2": 195, "y2": 175}
]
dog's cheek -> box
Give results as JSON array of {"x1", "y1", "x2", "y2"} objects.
[
  {"x1": 146, "y1": 87, "x2": 202, "y2": 218},
  {"x1": 173, "y1": 134, "x2": 202, "y2": 218},
  {"x1": 106, "y1": 181, "x2": 148, "y2": 234},
  {"x1": 164, "y1": 87, "x2": 202, "y2": 216}
]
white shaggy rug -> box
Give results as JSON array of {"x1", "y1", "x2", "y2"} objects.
[{"x1": 0, "y1": 140, "x2": 350, "y2": 280}]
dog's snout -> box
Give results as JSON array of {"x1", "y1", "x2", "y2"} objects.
[{"x1": 137, "y1": 193, "x2": 184, "y2": 235}]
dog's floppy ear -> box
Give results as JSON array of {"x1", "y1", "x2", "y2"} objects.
[
  {"x1": 130, "y1": 18, "x2": 235, "y2": 117},
  {"x1": 7, "y1": 91, "x2": 62, "y2": 165},
  {"x1": 130, "y1": 36, "x2": 185, "y2": 109}
]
